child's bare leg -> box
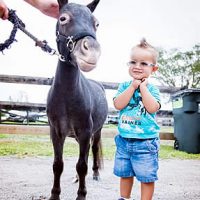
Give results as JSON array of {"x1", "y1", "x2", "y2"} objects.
[
  {"x1": 120, "y1": 177, "x2": 134, "y2": 199},
  {"x1": 141, "y1": 182, "x2": 154, "y2": 200}
]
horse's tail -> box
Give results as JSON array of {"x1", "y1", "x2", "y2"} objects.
[
  {"x1": 98, "y1": 138, "x2": 104, "y2": 170},
  {"x1": 92, "y1": 130, "x2": 104, "y2": 170}
]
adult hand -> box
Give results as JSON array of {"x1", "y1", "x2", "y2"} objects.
[{"x1": 0, "y1": 0, "x2": 9, "y2": 20}]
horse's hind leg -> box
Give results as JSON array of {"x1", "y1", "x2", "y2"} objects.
[
  {"x1": 76, "y1": 135, "x2": 90, "y2": 200},
  {"x1": 92, "y1": 128, "x2": 103, "y2": 181},
  {"x1": 49, "y1": 128, "x2": 65, "y2": 200}
]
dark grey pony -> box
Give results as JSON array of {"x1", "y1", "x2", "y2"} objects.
[{"x1": 46, "y1": 0, "x2": 108, "y2": 199}]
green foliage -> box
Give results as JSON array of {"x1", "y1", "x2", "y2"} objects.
[
  {"x1": 0, "y1": 134, "x2": 200, "y2": 160},
  {"x1": 156, "y1": 44, "x2": 200, "y2": 88}
]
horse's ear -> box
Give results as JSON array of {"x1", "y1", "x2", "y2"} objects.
[
  {"x1": 58, "y1": 0, "x2": 68, "y2": 9},
  {"x1": 87, "y1": 0, "x2": 100, "y2": 12}
]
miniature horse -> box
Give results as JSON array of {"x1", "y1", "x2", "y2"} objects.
[{"x1": 46, "y1": 0, "x2": 108, "y2": 199}]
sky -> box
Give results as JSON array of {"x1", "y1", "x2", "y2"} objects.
[{"x1": 0, "y1": 0, "x2": 200, "y2": 108}]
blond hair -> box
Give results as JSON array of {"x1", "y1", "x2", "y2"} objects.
[{"x1": 131, "y1": 38, "x2": 158, "y2": 64}]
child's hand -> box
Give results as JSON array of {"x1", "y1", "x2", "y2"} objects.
[
  {"x1": 131, "y1": 79, "x2": 142, "y2": 90},
  {"x1": 140, "y1": 78, "x2": 148, "y2": 88}
]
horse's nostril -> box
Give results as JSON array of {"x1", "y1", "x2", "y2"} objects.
[{"x1": 83, "y1": 41, "x2": 89, "y2": 50}]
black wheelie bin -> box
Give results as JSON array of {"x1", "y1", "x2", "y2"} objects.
[{"x1": 172, "y1": 89, "x2": 200, "y2": 154}]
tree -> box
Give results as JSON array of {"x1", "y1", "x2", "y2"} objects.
[{"x1": 155, "y1": 44, "x2": 200, "y2": 88}]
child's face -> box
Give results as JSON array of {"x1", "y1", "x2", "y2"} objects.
[{"x1": 128, "y1": 48, "x2": 158, "y2": 80}]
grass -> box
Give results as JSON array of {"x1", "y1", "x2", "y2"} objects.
[{"x1": 0, "y1": 133, "x2": 199, "y2": 159}]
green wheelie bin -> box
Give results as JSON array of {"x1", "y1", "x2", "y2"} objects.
[{"x1": 172, "y1": 89, "x2": 200, "y2": 154}]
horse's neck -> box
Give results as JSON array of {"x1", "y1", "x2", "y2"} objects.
[{"x1": 54, "y1": 60, "x2": 82, "y2": 90}]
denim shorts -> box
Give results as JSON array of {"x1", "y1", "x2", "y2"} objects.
[{"x1": 113, "y1": 135, "x2": 160, "y2": 183}]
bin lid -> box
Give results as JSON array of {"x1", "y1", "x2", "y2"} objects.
[{"x1": 171, "y1": 88, "x2": 200, "y2": 98}]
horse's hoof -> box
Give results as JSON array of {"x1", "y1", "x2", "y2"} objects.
[
  {"x1": 49, "y1": 194, "x2": 60, "y2": 200},
  {"x1": 93, "y1": 175, "x2": 100, "y2": 181},
  {"x1": 76, "y1": 196, "x2": 86, "y2": 200},
  {"x1": 72, "y1": 174, "x2": 79, "y2": 183}
]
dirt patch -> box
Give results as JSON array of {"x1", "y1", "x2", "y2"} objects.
[{"x1": 0, "y1": 156, "x2": 200, "y2": 200}]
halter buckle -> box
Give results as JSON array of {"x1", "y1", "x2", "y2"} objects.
[
  {"x1": 58, "y1": 54, "x2": 66, "y2": 62},
  {"x1": 66, "y1": 36, "x2": 75, "y2": 52}
]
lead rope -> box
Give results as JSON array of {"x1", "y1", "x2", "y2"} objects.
[{"x1": 0, "y1": 9, "x2": 59, "y2": 56}]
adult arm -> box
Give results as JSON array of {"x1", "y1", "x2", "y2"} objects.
[
  {"x1": 0, "y1": 0, "x2": 59, "y2": 20},
  {"x1": 24, "y1": 0, "x2": 59, "y2": 18}
]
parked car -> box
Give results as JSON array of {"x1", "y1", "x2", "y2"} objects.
[
  {"x1": 7, "y1": 115, "x2": 24, "y2": 123},
  {"x1": 107, "y1": 115, "x2": 119, "y2": 124},
  {"x1": 6, "y1": 110, "x2": 41, "y2": 123}
]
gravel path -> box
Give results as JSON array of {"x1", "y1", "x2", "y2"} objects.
[{"x1": 0, "y1": 156, "x2": 200, "y2": 200}]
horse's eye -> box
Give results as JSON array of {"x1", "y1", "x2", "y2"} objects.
[
  {"x1": 59, "y1": 13, "x2": 70, "y2": 25},
  {"x1": 94, "y1": 18, "x2": 99, "y2": 30}
]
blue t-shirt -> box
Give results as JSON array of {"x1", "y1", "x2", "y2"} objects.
[{"x1": 114, "y1": 81, "x2": 160, "y2": 139}]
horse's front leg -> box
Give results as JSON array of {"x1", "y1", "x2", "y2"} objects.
[
  {"x1": 76, "y1": 135, "x2": 90, "y2": 200},
  {"x1": 49, "y1": 129, "x2": 65, "y2": 200},
  {"x1": 92, "y1": 129, "x2": 103, "y2": 181}
]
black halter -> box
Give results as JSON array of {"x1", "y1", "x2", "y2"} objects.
[{"x1": 56, "y1": 31, "x2": 96, "y2": 62}]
